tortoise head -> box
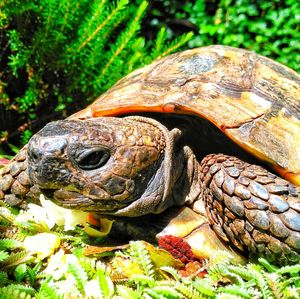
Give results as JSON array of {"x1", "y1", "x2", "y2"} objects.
[{"x1": 27, "y1": 117, "x2": 192, "y2": 216}]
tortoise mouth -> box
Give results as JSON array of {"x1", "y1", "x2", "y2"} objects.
[{"x1": 40, "y1": 188, "x2": 129, "y2": 213}]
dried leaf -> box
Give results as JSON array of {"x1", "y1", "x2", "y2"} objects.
[{"x1": 84, "y1": 244, "x2": 129, "y2": 256}]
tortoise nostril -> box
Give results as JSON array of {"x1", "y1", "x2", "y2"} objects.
[{"x1": 28, "y1": 146, "x2": 42, "y2": 163}]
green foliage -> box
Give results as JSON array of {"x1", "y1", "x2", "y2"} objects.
[
  {"x1": 184, "y1": 0, "x2": 300, "y2": 72},
  {"x1": 0, "y1": 0, "x2": 193, "y2": 149},
  {"x1": 67, "y1": 261, "x2": 88, "y2": 295},
  {"x1": 0, "y1": 198, "x2": 300, "y2": 298},
  {"x1": 129, "y1": 240, "x2": 155, "y2": 279}
]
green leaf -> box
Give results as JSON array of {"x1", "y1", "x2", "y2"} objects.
[
  {"x1": 117, "y1": 285, "x2": 141, "y2": 299},
  {"x1": 14, "y1": 264, "x2": 28, "y2": 282},
  {"x1": 145, "y1": 286, "x2": 183, "y2": 299},
  {"x1": 97, "y1": 268, "x2": 114, "y2": 298},
  {"x1": 0, "y1": 250, "x2": 9, "y2": 263},
  {"x1": 129, "y1": 241, "x2": 155, "y2": 279},
  {"x1": 0, "y1": 239, "x2": 22, "y2": 251},
  {"x1": 68, "y1": 259, "x2": 88, "y2": 296}
]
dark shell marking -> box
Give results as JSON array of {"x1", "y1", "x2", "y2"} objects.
[{"x1": 201, "y1": 154, "x2": 300, "y2": 265}]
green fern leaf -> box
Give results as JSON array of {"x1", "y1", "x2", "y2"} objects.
[
  {"x1": 247, "y1": 264, "x2": 273, "y2": 299},
  {"x1": 77, "y1": 0, "x2": 129, "y2": 51},
  {"x1": 0, "y1": 271, "x2": 8, "y2": 286},
  {"x1": 14, "y1": 264, "x2": 28, "y2": 282},
  {"x1": 160, "y1": 266, "x2": 181, "y2": 281},
  {"x1": 1, "y1": 251, "x2": 32, "y2": 268},
  {"x1": 68, "y1": 259, "x2": 88, "y2": 296},
  {"x1": 276, "y1": 264, "x2": 300, "y2": 275},
  {"x1": 27, "y1": 261, "x2": 42, "y2": 285},
  {"x1": 218, "y1": 285, "x2": 252, "y2": 299},
  {"x1": 97, "y1": 268, "x2": 114, "y2": 298},
  {"x1": 156, "y1": 31, "x2": 194, "y2": 59},
  {"x1": 0, "y1": 284, "x2": 36, "y2": 299},
  {"x1": 129, "y1": 274, "x2": 156, "y2": 287},
  {"x1": 258, "y1": 258, "x2": 278, "y2": 273},
  {"x1": 175, "y1": 282, "x2": 204, "y2": 299},
  {"x1": 192, "y1": 280, "x2": 216, "y2": 298},
  {"x1": 116, "y1": 285, "x2": 142, "y2": 299},
  {"x1": 37, "y1": 280, "x2": 63, "y2": 299},
  {"x1": 151, "y1": 26, "x2": 168, "y2": 60},
  {"x1": 0, "y1": 250, "x2": 9, "y2": 262},
  {"x1": 0, "y1": 207, "x2": 16, "y2": 223},
  {"x1": 145, "y1": 285, "x2": 183, "y2": 299},
  {"x1": 0, "y1": 238, "x2": 22, "y2": 250},
  {"x1": 129, "y1": 241, "x2": 155, "y2": 279},
  {"x1": 217, "y1": 294, "x2": 247, "y2": 299},
  {"x1": 94, "y1": 0, "x2": 148, "y2": 86}
]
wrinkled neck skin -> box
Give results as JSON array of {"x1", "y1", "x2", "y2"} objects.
[{"x1": 115, "y1": 116, "x2": 202, "y2": 217}]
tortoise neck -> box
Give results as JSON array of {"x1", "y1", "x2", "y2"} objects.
[{"x1": 171, "y1": 145, "x2": 203, "y2": 209}]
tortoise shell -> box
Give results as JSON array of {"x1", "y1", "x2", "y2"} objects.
[{"x1": 71, "y1": 45, "x2": 300, "y2": 186}]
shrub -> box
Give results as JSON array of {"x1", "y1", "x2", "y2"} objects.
[
  {"x1": 0, "y1": 0, "x2": 193, "y2": 151},
  {"x1": 185, "y1": 0, "x2": 300, "y2": 71}
]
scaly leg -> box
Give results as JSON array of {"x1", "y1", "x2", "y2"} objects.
[
  {"x1": 200, "y1": 154, "x2": 300, "y2": 265},
  {"x1": 0, "y1": 147, "x2": 39, "y2": 207}
]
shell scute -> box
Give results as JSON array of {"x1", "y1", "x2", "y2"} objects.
[{"x1": 71, "y1": 45, "x2": 300, "y2": 185}]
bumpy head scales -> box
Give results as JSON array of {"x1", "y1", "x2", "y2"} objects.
[{"x1": 27, "y1": 116, "x2": 187, "y2": 216}]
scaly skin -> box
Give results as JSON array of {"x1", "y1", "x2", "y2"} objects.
[
  {"x1": 0, "y1": 147, "x2": 40, "y2": 207},
  {"x1": 0, "y1": 117, "x2": 299, "y2": 265},
  {"x1": 200, "y1": 154, "x2": 300, "y2": 265}
]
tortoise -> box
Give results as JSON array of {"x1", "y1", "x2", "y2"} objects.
[{"x1": 0, "y1": 45, "x2": 299, "y2": 265}]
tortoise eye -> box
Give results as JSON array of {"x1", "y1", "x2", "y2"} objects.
[{"x1": 77, "y1": 149, "x2": 110, "y2": 170}]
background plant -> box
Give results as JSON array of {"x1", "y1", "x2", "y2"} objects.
[
  {"x1": 147, "y1": 0, "x2": 299, "y2": 72},
  {"x1": 0, "y1": 0, "x2": 193, "y2": 155},
  {"x1": 0, "y1": 0, "x2": 299, "y2": 154}
]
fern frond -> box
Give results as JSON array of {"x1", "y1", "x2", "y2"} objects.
[
  {"x1": 0, "y1": 238, "x2": 22, "y2": 250},
  {"x1": 217, "y1": 294, "x2": 246, "y2": 299},
  {"x1": 0, "y1": 207, "x2": 16, "y2": 223},
  {"x1": 116, "y1": 285, "x2": 142, "y2": 299},
  {"x1": 0, "y1": 250, "x2": 9, "y2": 262},
  {"x1": 129, "y1": 241, "x2": 155, "y2": 279},
  {"x1": 0, "y1": 271, "x2": 8, "y2": 286},
  {"x1": 97, "y1": 268, "x2": 115, "y2": 298},
  {"x1": 1, "y1": 250, "x2": 32, "y2": 268},
  {"x1": 156, "y1": 31, "x2": 194, "y2": 59},
  {"x1": 247, "y1": 264, "x2": 273, "y2": 299},
  {"x1": 282, "y1": 286, "x2": 300, "y2": 299},
  {"x1": 175, "y1": 282, "x2": 204, "y2": 299},
  {"x1": 227, "y1": 264, "x2": 255, "y2": 281},
  {"x1": 27, "y1": 261, "x2": 42, "y2": 285},
  {"x1": 218, "y1": 285, "x2": 253, "y2": 299},
  {"x1": 192, "y1": 279, "x2": 216, "y2": 298},
  {"x1": 151, "y1": 26, "x2": 167, "y2": 60},
  {"x1": 14, "y1": 263, "x2": 27, "y2": 282},
  {"x1": 145, "y1": 285, "x2": 183, "y2": 299},
  {"x1": 67, "y1": 259, "x2": 88, "y2": 296},
  {"x1": 258, "y1": 258, "x2": 278, "y2": 273},
  {"x1": 94, "y1": 0, "x2": 148, "y2": 86},
  {"x1": 77, "y1": 0, "x2": 129, "y2": 50},
  {"x1": 37, "y1": 279, "x2": 63, "y2": 299},
  {"x1": 208, "y1": 262, "x2": 244, "y2": 286},
  {"x1": 0, "y1": 284, "x2": 36, "y2": 299},
  {"x1": 276, "y1": 264, "x2": 300, "y2": 275},
  {"x1": 129, "y1": 274, "x2": 156, "y2": 288},
  {"x1": 160, "y1": 266, "x2": 181, "y2": 281}
]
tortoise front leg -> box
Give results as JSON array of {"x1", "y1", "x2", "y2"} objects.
[
  {"x1": 200, "y1": 154, "x2": 300, "y2": 265},
  {"x1": 0, "y1": 147, "x2": 39, "y2": 207}
]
